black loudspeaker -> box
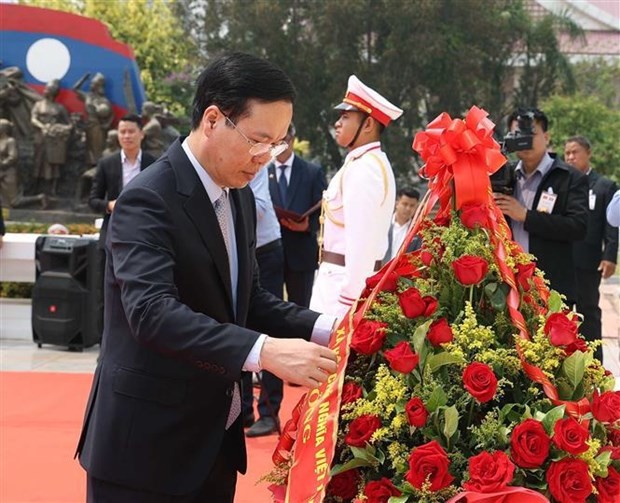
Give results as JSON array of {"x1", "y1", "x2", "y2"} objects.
[{"x1": 32, "y1": 236, "x2": 103, "y2": 350}]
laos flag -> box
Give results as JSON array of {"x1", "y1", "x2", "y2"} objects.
[{"x1": 0, "y1": 3, "x2": 146, "y2": 123}]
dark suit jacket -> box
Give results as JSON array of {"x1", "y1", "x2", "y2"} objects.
[
  {"x1": 77, "y1": 139, "x2": 319, "y2": 496},
  {"x1": 89, "y1": 150, "x2": 156, "y2": 248},
  {"x1": 521, "y1": 156, "x2": 588, "y2": 301},
  {"x1": 268, "y1": 156, "x2": 326, "y2": 271},
  {"x1": 573, "y1": 170, "x2": 618, "y2": 270}
]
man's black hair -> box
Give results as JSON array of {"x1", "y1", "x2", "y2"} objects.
[
  {"x1": 119, "y1": 113, "x2": 143, "y2": 129},
  {"x1": 397, "y1": 187, "x2": 420, "y2": 200},
  {"x1": 191, "y1": 52, "x2": 296, "y2": 130},
  {"x1": 565, "y1": 135, "x2": 592, "y2": 152}
]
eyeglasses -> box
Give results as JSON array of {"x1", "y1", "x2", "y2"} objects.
[{"x1": 224, "y1": 115, "x2": 288, "y2": 158}]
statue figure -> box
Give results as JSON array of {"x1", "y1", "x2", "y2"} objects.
[
  {"x1": 141, "y1": 101, "x2": 164, "y2": 158},
  {"x1": 101, "y1": 128, "x2": 120, "y2": 158},
  {"x1": 0, "y1": 118, "x2": 19, "y2": 205},
  {"x1": 31, "y1": 79, "x2": 72, "y2": 196},
  {"x1": 0, "y1": 65, "x2": 42, "y2": 141},
  {"x1": 0, "y1": 118, "x2": 46, "y2": 208},
  {"x1": 74, "y1": 72, "x2": 113, "y2": 165},
  {"x1": 158, "y1": 106, "x2": 181, "y2": 151}
]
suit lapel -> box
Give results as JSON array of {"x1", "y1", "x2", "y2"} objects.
[
  {"x1": 286, "y1": 157, "x2": 302, "y2": 208},
  {"x1": 231, "y1": 189, "x2": 250, "y2": 322},
  {"x1": 267, "y1": 163, "x2": 282, "y2": 207},
  {"x1": 171, "y1": 141, "x2": 234, "y2": 310},
  {"x1": 113, "y1": 154, "x2": 123, "y2": 194}
]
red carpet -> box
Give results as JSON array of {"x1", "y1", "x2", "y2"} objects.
[{"x1": 0, "y1": 371, "x2": 304, "y2": 503}]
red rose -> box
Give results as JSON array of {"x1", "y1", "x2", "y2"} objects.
[
  {"x1": 546, "y1": 458, "x2": 592, "y2": 503},
  {"x1": 592, "y1": 391, "x2": 620, "y2": 424},
  {"x1": 452, "y1": 255, "x2": 489, "y2": 285},
  {"x1": 351, "y1": 319, "x2": 388, "y2": 355},
  {"x1": 427, "y1": 318, "x2": 454, "y2": 346},
  {"x1": 405, "y1": 397, "x2": 428, "y2": 427},
  {"x1": 419, "y1": 249, "x2": 434, "y2": 266},
  {"x1": 601, "y1": 445, "x2": 620, "y2": 461},
  {"x1": 435, "y1": 215, "x2": 451, "y2": 227},
  {"x1": 463, "y1": 362, "x2": 498, "y2": 403},
  {"x1": 544, "y1": 312, "x2": 578, "y2": 347},
  {"x1": 384, "y1": 341, "x2": 419, "y2": 374},
  {"x1": 552, "y1": 417, "x2": 590, "y2": 455},
  {"x1": 596, "y1": 466, "x2": 620, "y2": 503},
  {"x1": 405, "y1": 440, "x2": 454, "y2": 492},
  {"x1": 392, "y1": 253, "x2": 419, "y2": 279},
  {"x1": 365, "y1": 269, "x2": 399, "y2": 292},
  {"x1": 341, "y1": 382, "x2": 363, "y2": 406},
  {"x1": 460, "y1": 203, "x2": 489, "y2": 229},
  {"x1": 564, "y1": 337, "x2": 588, "y2": 356},
  {"x1": 345, "y1": 414, "x2": 382, "y2": 447},
  {"x1": 398, "y1": 287, "x2": 437, "y2": 318},
  {"x1": 608, "y1": 428, "x2": 620, "y2": 446},
  {"x1": 515, "y1": 262, "x2": 536, "y2": 291},
  {"x1": 463, "y1": 450, "x2": 515, "y2": 493},
  {"x1": 510, "y1": 419, "x2": 550, "y2": 468},
  {"x1": 363, "y1": 477, "x2": 401, "y2": 503},
  {"x1": 327, "y1": 469, "x2": 360, "y2": 500}
]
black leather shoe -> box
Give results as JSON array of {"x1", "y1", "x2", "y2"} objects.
[
  {"x1": 243, "y1": 413, "x2": 255, "y2": 428},
  {"x1": 245, "y1": 417, "x2": 279, "y2": 437}
]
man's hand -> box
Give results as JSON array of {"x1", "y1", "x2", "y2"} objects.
[
  {"x1": 280, "y1": 216, "x2": 309, "y2": 232},
  {"x1": 260, "y1": 337, "x2": 337, "y2": 388},
  {"x1": 107, "y1": 199, "x2": 117, "y2": 213},
  {"x1": 494, "y1": 193, "x2": 527, "y2": 222},
  {"x1": 599, "y1": 260, "x2": 616, "y2": 280}
]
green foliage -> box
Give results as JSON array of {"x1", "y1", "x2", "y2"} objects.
[
  {"x1": 572, "y1": 58, "x2": 620, "y2": 109},
  {"x1": 542, "y1": 93, "x2": 620, "y2": 182},
  {"x1": 0, "y1": 282, "x2": 33, "y2": 298},
  {"x1": 21, "y1": 0, "x2": 196, "y2": 114}
]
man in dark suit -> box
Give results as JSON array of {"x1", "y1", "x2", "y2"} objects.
[
  {"x1": 76, "y1": 52, "x2": 337, "y2": 503},
  {"x1": 268, "y1": 123, "x2": 326, "y2": 308},
  {"x1": 89, "y1": 113, "x2": 157, "y2": 249},
  {"x1": 564, "y1": 136, "x2": 618, "y2": 362},
  {"x1": 494, "y1": 108, "x2": 588, "y2": 305}
]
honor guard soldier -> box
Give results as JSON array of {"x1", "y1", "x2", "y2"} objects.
[{"x1": 310, "y1": 75, "x2": 403, "y2": 319}]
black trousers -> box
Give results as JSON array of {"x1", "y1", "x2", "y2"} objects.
[
  {"x1": 575, "y1": 268, "x2": 603, "y2": 362},
  {"x1": 86, "y1": 433, "x2": 237, "y2": 502},
  {"x1": 284, "y1": 267, "x2": 315, "y2": 308},
  {"x1": 241, "y1": 241, "x2": 284, "y2": 420}
]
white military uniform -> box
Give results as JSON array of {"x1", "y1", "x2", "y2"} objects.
[{"x1": 310, "y1": 142, "x2": 396, "y2": 319}]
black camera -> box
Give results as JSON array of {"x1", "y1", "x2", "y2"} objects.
[
  {"x1": 502, "y1": 110, "x2": 535, "y2": 153},
  {"x1": 490, "y1": 161, "x2": 517, "y2": 195}
]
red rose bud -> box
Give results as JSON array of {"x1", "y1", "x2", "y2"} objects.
[
  {"x1": 546, "y1": 458, "x2": 592, "y2": 503},
  {"x1": 384, "y1": 341, "x2": 419, "y2": 374},
  {"x1": 452, "y1": 255, "x2": 489, "y2": 286},
  {"x1": 596, "y1": 466, "x2": 620, "y2": 503},
  {"x1": 463, "y1": 450, "x2": 515, "y2": 493},
  {"x1": 351, "y1": 319, "x2": 388, "y2": 355},
  {"x1": 564, "y1": 337, "x2": 588, "y2": 356},
  {"x1": 552, "y1": 417, "x2": 590, "y2": 455},
  {"x1": 515, "y1": 262, "x2": 536, "y2": 291},
  {"x1": 427, "y1": 318, "x2": 454, "y2": 346},
  {"x1": 544, "y1": 312, "x2": 579, "y2": 347},
  {"x1": 398, "y1": 287, "x2": 437, "y2": 318},
  {"x1": 392, "y1": 253, "x2": 419, "y2": 279},
  {"x1": 327, "y1": 469, "x2": 360, "y2": 500},
  {"x1": 415, "y1": 249, "x2": 434, "y2": 266},
  {"x1": 405, "y1": 440, "x2": 455, "y2": 492},
  {"x1": 510, "y1": 419, "x2": 550, "y2": 468},
  {"x1": 592, "y1": 391, "x2": 620, "y2": 424},
  {"x1": 405, "y1": 397, "x2": 429, "y2": 427},
  {"x1": 341, "y1": 382, "x2": 363, "y2": 406},
  {"x1": 608, "y1": 428, "x2": 620, "y2": 446},
  {"x1": 460, "y1": 203, "x2": 489, "y2": 229},
  {"x1": 363, "y1": 477, "x2": 401, "y2": 503},
  {"x1": 345, "y1": 414, "x2": 382, "y2": 447},
  {"x1": 366, "y1": 269, "x2": 399, "y2": 292},
  {"x1": 463, "y1": 362, "x2": 498, "y2": 403},
  {"x1": 435, "y1": 215, "x2": 451, "y2": 227}
]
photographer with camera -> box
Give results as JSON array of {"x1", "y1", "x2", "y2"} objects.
[
  {"x1": 564, "y1": 136, "x2": 618, "y2": 362},
  {"x1": 494, "y1": 108, "x2": 588, "y2": 306}
]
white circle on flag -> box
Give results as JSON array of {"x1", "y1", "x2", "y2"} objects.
[{"x1": 26, "y1": 38, "x2": 71, "y2": 82}]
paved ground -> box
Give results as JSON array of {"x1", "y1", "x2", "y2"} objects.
[{"x1": 1, "y1": 279, "x2": 618, "y2": 380}]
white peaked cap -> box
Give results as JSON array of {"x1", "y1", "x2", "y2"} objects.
[{"x1": 334, "y1": 75, "x2": 403, "y2": 126}]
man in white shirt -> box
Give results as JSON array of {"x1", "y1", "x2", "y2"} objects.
[
  {"x1": 310, "y1": 75, "x2": 403, "y2": 319},
  {"x1": 383, "y1": 187, "x2": 421, "y2": 262}
]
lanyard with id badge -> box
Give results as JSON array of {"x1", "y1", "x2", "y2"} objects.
[{"x1": 536, "y1": 187, "x2": 557, "y2": 214}]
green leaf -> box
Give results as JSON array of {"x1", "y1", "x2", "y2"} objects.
[
  {"x1": 593, "y1": 449, "x2": 612, "y2": 477},
  {"x1": 350, "y1": 445, "x2": 378, "y2": 462},
  {"x1": 330, "y1": 457, "x2": 373, "y2": 475},
  {"x1": 541, "y1": 405, "x2": 566, "y2": 435},
  {"x1": 427, "y1": 351, "x2": 465, "y2": 373},
  {"x1": 563, "y1": 351, "x2": 586, "y2": 389},
  {"x1": 548, "y1": 290, "x2": 563, "y2": 313},
  {"x1": 412, "y1": 319, "x2": 433, "y2": 354},
  {"x1": 388, "y1": 497, "x2": 409, "y2": 503},
  {"x1": 426, "y1": 386, "x2": 448, "y2": 412},
  {"x1": 443, "y1": 405, "x2": 459, "y2": 440}
]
